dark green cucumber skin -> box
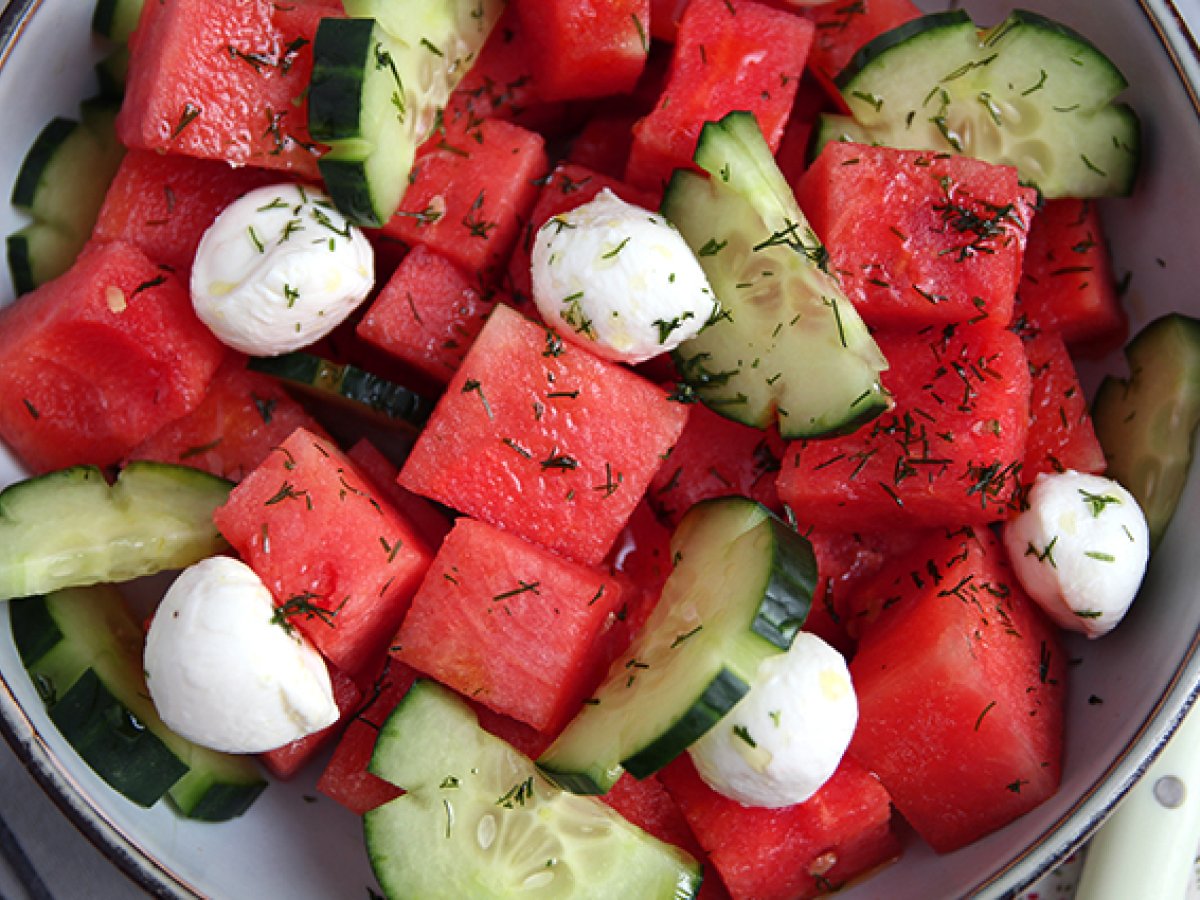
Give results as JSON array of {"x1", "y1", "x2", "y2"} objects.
[
  {"x1": 308, "y1": 18, "x2": 377, "y2": 141},
  {"x1": 622, "y1": 668, "x2": 748, "y2": 781},
  {"x1": 248, "y1": 352, "x2": 434, "y2": 426},
  {"x1": 50, "y1": 668, "x2": 189, "y2": 807},
  {"x1": 179, "y1": 780, "x2": 267, "y2": 822},
  {"x1": 748, "y1": 511, "x2": 818, "y2": 647},
  {"x1": 6, "y1": 230, "x2": 38, "y2": 296},
  {"x1": 10, "y1": 118, "x2": 77, "y2": 209},
  {"x1": 10, "y1": 594, "x2": 61, "y2": 671}
]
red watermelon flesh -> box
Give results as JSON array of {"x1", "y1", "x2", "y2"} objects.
[
  {"x1": 659, "y1": 753, "x2": 900, "y2": 900},
  {"x1": 92, "y1": 148, "x2": 280, "y2": 273},
  {"x1": 777, "y1": 325, "x2": 1030, "y2": 531},
  {"x1": 394, "y1": 517, "x2": 626, "y2": 733},
  {"x1": 356, "y1": 245, "x2": 500, "y2": 384},
  {"x1": 213, "y1": 427, "x2": 433, "y2": 677},
  {"x1": 796, "y1": 142, "x2": 1037, "y2": 329},
  {"x1": 626, "y1": 0, "x2": 814, "y2": 191},
  {"x1": 399, "y1": 303, "x2": 690, "y2": 566},
  {"x1": 126, "y1": 355, "x2": 325, "y2": 482},
  {"x1": 0, "y1": 240, "x2": 225, "y2": 472},
  {"x1": 1022, "y1": 329, "x2": 1107, "y2": 482},
  {"x1": 848, "y1": 527, "x2": 1067, "y2": 852},
  {"x1": 117, "y1": 0, "x2": 328, "y2": 177}
]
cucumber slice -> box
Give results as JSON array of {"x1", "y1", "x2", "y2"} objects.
[
  {"x1": 11, "y1": 587, "x2": 266, "y2": 817},
  {"x1": 0, "y1": 462, "x2": 232, "y2": 601},
  {"x1": 14, "y1": 586, "x2": 189, "y2": 808},
  {"x1": 815, "y1": 10, "x2": 1139, "y2": 198},
  {"x1": 365, "y1": 680, "x2": 702, "y2": 900},
  {"x1": 664, "y1": 111, "x2": 889, "y2": 439},
  {"x1": 308, "y1": 1, "x2": 502, "y2": 227},
  {"x1": 537, "y1": 497, "x2": 816, "y2": 794},
  {"x1": 1091, "y1": 314, "x2": 1200, "y2": 549},
  {"x1": 247, "y1": 352, "x2": 434, "y2": 428},
  {"x1": 6, "y1": 99, "x2": 125, "y2": 294},
  {"x1": 91, "y1": 0, "x2": 144, "y2": 44}
]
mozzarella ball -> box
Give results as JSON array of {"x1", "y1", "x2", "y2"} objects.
[
  {"x1": 688, "y1": 632, "x2": 857, "y2": 808},
  {"x1": 530, "y1": 188, "x2": 718, "y2": 363},
  {"x1": 191, "y1": 183, "x2": 374, "y2": 356},
  {"x1": 144, "y1": 556, "x2": 339, "y2": 753},
  {"x1": 1003, "y1": 470, "x2": 1150, "y2": 638}
]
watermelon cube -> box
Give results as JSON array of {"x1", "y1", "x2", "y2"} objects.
[
  {"x1": 1016, "y1": 199, "x2": 1128, "y2": 355},
  {"x1": 796, "y1": 142, "x2": 1038, "y2": 329},
  {"x1": 659, "y1": 754, "x2": 900, "y2": 900},
  {"x1": 213, "y1": 427, "x2": 434, "y2": 676},
  {"x1": 126, "y1": 355, "x2": 325, "y2": 482},
  {"x1": 117, "y1": 0, "x2": 328, "y2": 177},
  {"x1": 515, "y1": 0, "x2": 650, "y2": 101},
  {"x1": 0, "y1": 240, "x2": 225, "y2": 472},
  {"x1": 1022, "y1": 329, "x2": 1106, "y2": 482},
  {"x1": 848, "y1": 527, "x2": 1067, "y2": 852},
  {"x1": 394, "y1": 517, "x2": 626, "y2": 733},
  {"x1": 777, "y1": 325, "x2": 1031, "y2": 530},
  {"x1": 399, "y1": 303, "x2": 690, "y2": 565},
  {"x1": 379, "y1": 117, "x2": 547, "y2": 284},
  {"x1": 626, "y1": 0, "x2": 814, "y2": 191},
  {"x1": 356, "y1": 245, "x2": 500, "y2": 384},
  {"x1": 93, "y1": 148, "x2": 279, "y2": 273}
]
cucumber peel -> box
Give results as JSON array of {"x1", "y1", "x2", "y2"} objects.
[
  {"x1": 814, "y1": 9, "x2": 1140, "y2": 198},
  {"x1": 1092, "y1": 314, "x2": 1200, "y2": 549}
]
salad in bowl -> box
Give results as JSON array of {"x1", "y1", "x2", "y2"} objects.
[{"x1": 1, "y1": 0, "x2": 1199, "y2": 898}]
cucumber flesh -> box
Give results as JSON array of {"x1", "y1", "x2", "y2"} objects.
[
  {"x1": 0, "y1": 461, "x2": 232, "y2": 601},
  {"x1": 665, "y1": 111, "x2": 890, "y2": 439},
  {"x1": 537, "y1": 497, "x2": 816, "y2": 794},
  {"x1": 365, "y1": 680, "x2": 702, "y2": 900},
  {"x1": 308, "y1": 1, "x2": 503, "y2": 227},
  {"x1": 816, "y1": 10, "x2": 1139, "y2": 198},
  {"x1": 1091, "y1": 314, "x2": 1200, "y2": 549},
  {"x1": 247, "y1": 352, "x2": 434, "y2": 428},
  {"x1": 12, "y1": 587, "x2": 266, "y2": 817}
]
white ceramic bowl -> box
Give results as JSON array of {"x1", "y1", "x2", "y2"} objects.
[{"x1": 0, "y1": 1, "x2": 1198, "y2": 897}]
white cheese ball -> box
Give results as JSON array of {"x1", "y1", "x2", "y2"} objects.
[
  {"x1": 191, "y1": 183, "x2": 374, "y2": 356},
  {"x1": 688, "y1": 632, "x2": 857, "y2": 808},
  {"x1": 144, "y1": 556, "x2": 339, "y2": 753},
  {"x1": 1003, "y1": 470, "x2": 1150, "y2": 638},
  {"x1": 530, "y1": 188, "x2": 718, "y2": 364}
]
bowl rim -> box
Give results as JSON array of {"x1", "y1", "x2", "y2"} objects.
[{"x1": 0, "y1": 0, "x2": 1197, "y2": 898}]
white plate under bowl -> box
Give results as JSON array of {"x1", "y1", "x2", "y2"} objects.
[{"x1": 0, "y1": 1, "x2": 1198, "y2": 898}]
